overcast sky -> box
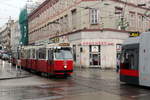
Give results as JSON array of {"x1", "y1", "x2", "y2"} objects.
[
  {"x1": 0, "y1": 0, "x2": 28, "y2": 27},
  {"x1": 0, "y1": 0, "x2": 150, "y2": 27}
]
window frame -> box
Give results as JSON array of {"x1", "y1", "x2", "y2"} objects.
[{"x1": 90, "y1": 8, "x2": 99, "y2": 25}]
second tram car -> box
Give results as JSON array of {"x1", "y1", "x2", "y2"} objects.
[
  {"x1": 14, "y1": 43, "x2": 73, "y2": 76},
  {"x1": 120, "y1": 32, "x2": 150, "y2": 87}
]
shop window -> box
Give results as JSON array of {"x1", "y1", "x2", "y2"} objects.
[
  {"x1": 89, "y1": 45, "x2": 100, "y2": 52},
  {"x1": 89, "y1": 45, "x2": 101, "y2": 66},
  {"x1": 116, "y1": 44, "x2": 122, "y2": 59}
]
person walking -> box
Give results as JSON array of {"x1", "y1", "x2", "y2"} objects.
[{"x1": 116, "y1": 57, "x2": 120, "y2": 73}]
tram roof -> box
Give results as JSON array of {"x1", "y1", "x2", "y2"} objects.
[
  {"x1": 123, "y1": 37, "x2": 140, "y2": 45},
  {"x1": 46, "y1": 43, "x2": 71, "y2": 48},
  {"x1": 22, "y1": 45, "x2": 44, "y2": 49},
  {"x1": 21, "y1": 43, "x2": 71, "y2": 50}
]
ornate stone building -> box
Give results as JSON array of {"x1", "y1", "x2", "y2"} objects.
[
  {"x1": 0, "y1": 19, "x2": 14, "y2": 52},
  {"x1": 28, "y1": 0, "x2": 150, "y2": 68}
]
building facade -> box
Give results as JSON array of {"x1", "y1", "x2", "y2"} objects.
[
  {"x1": 0, "y1": 19, "x2": 14, "y2": 52},
  {"x1": 10, "y1": 21, "x2": 21, "y2": 51},
  {"x1": 28, "y1": 0, "x2": 150, "y2": 68}
]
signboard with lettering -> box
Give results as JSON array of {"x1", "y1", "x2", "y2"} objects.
[
  {"x1": 81, "y1": 41, "x2": 114, "y2": 46},
  {"x1": 129, "y1": 32, "x2": 140, "y2": 37},
  {"x1": 116, "y1": 44, "x2": 122, "y2": 52},
  {"x1": 49, "y1": 37, "x2": 59, "y2": 43},
  {"x1": 91, "y1": 46, "x2": 99, "y2": 52},
  {"x1": 59, "y1": 43, "x2": 70, "y2": 46}
]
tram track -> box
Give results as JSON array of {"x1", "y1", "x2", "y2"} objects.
[{"x1": 71, "y1": 71, "x2": 150, "y2": 99}]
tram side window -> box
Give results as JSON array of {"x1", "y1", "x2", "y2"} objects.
[
  {"x1": 32, "y1": 49, "x2": 36, "y2": 59},
  {"x1": 121, "y1": 48, "x2": 138, "y2": 70},
  {"x1": 38, "y1": 48, "x2": 46, "y2": 59},
  {"x1": 27, "y1": 50, "x2": 31, "y2": 59},
  {"x1": 21, "y1": 50, "x2": 28, "y2": 59},
  {"x1": 20, "y1": 50, "x2": 24, "y2": 58},
  {"x1": 36, "y1": 50, "x2": 38, "y2": 59},
  {"x1": 20, "y1": 51, "x2": 24, "y2": 58}
]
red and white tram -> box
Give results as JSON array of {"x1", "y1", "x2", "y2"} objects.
[
  {"x1": 120, "y1": 32, "x2": 150, "y2": 86},
  {"x1": 13, "y1": 43, "x2": 74, "y2": 76}
]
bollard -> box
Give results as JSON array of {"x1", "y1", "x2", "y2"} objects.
[{"x1": 9, "y1": 62, "x2": 12, "y2": 72}]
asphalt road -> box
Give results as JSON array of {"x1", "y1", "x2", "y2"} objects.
[{"x1": 0, "y1": 60, "x2": 150, "y2": 100}]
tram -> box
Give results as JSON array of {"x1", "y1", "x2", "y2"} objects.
[
  {"x1": 12, "y1": 43, "x2": 74, "y2": 76},
  {"x1": 120, "y1": 31, "x2": 150, "y2": 87}
]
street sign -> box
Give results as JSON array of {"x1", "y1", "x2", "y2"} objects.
[{"x1": 129, "y1": 32, "x2": 140, "y2": 37}]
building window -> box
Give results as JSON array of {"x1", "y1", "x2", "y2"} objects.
[
  {"x1": 129, "y1": 12, "x2": 136, "y2": 27},
  {"x1": 64, "y1": 15, "x2": 69, "y2": 30},
  {"x1": 137, "y1": 14, "x2": 144, "y2": 29},
  {"x1": 115, "y1": 7, "x2": 123, "y2": 17},
  {"x1": 90, "y1": 9, "x2": 99, "y2": 25},
  {"x1": 71, "y1": 9, "x2": 77, "y2": 29}
]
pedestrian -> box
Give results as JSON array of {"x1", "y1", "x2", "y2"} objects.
[{"x1": 116, "y1": 57, "x2": 120, "y2": 73}]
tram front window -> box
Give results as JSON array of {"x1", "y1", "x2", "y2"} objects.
[
  {"x1": 54, "y1": 48, "x2": 73, "y2": 60},
  {"x1": 121, "y1": 47, "x2": 139, "y2": 70}
]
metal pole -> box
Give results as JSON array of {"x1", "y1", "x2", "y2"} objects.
[{"x1": 121, "y1": 0, "x2": 127, "y2": 30}]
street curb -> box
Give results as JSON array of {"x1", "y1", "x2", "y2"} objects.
[{"x1": 0, "y1": 75, "x2": 32, "y2": 80}]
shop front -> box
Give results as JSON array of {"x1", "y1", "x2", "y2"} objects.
[
  {"x1": 79, "y1": 41, "x2": 115, "y2": 68},
  {"x1": 51, "y1": 30, "x2": 129, "y2": 69}
]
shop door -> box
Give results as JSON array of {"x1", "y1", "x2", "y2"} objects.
[
  {"x1": 90, "y1": 53, "x2": 101, "y2": 66},
  {"x1": 89, "y1": 45, "x2": 101, "y2": 67}
]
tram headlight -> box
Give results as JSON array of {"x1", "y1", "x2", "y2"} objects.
[{"x1": 64, "y1": 65, "x2": 67, "y2": 69}]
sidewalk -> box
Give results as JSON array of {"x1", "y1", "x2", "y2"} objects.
[{"x1": 0, "y1": 60, "x2": 31, "y2": 80}]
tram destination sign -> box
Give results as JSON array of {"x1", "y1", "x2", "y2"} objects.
[{"x1": 59, "y1": 43, "x2": 70, "y2": 46}]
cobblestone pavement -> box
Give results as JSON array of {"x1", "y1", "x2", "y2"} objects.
[{"x1": 0, "y1": 60, "x2": 150, "y2": 100}]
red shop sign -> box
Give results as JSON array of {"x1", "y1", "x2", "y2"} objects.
[{"x1": 81, "y1": 41, "x2": 114, "y2": 46}]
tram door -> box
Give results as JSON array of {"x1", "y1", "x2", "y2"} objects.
[
  {"x1": 121, "y1": 44, "x2": 139, "y2": 70},
  {"x1": 48, "y1": 49, "x2": 54, "y2": 72}
]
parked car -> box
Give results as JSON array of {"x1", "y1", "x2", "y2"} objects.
[{"x1": 2, "y1": 54, "x2": 10, "y2": 60}]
